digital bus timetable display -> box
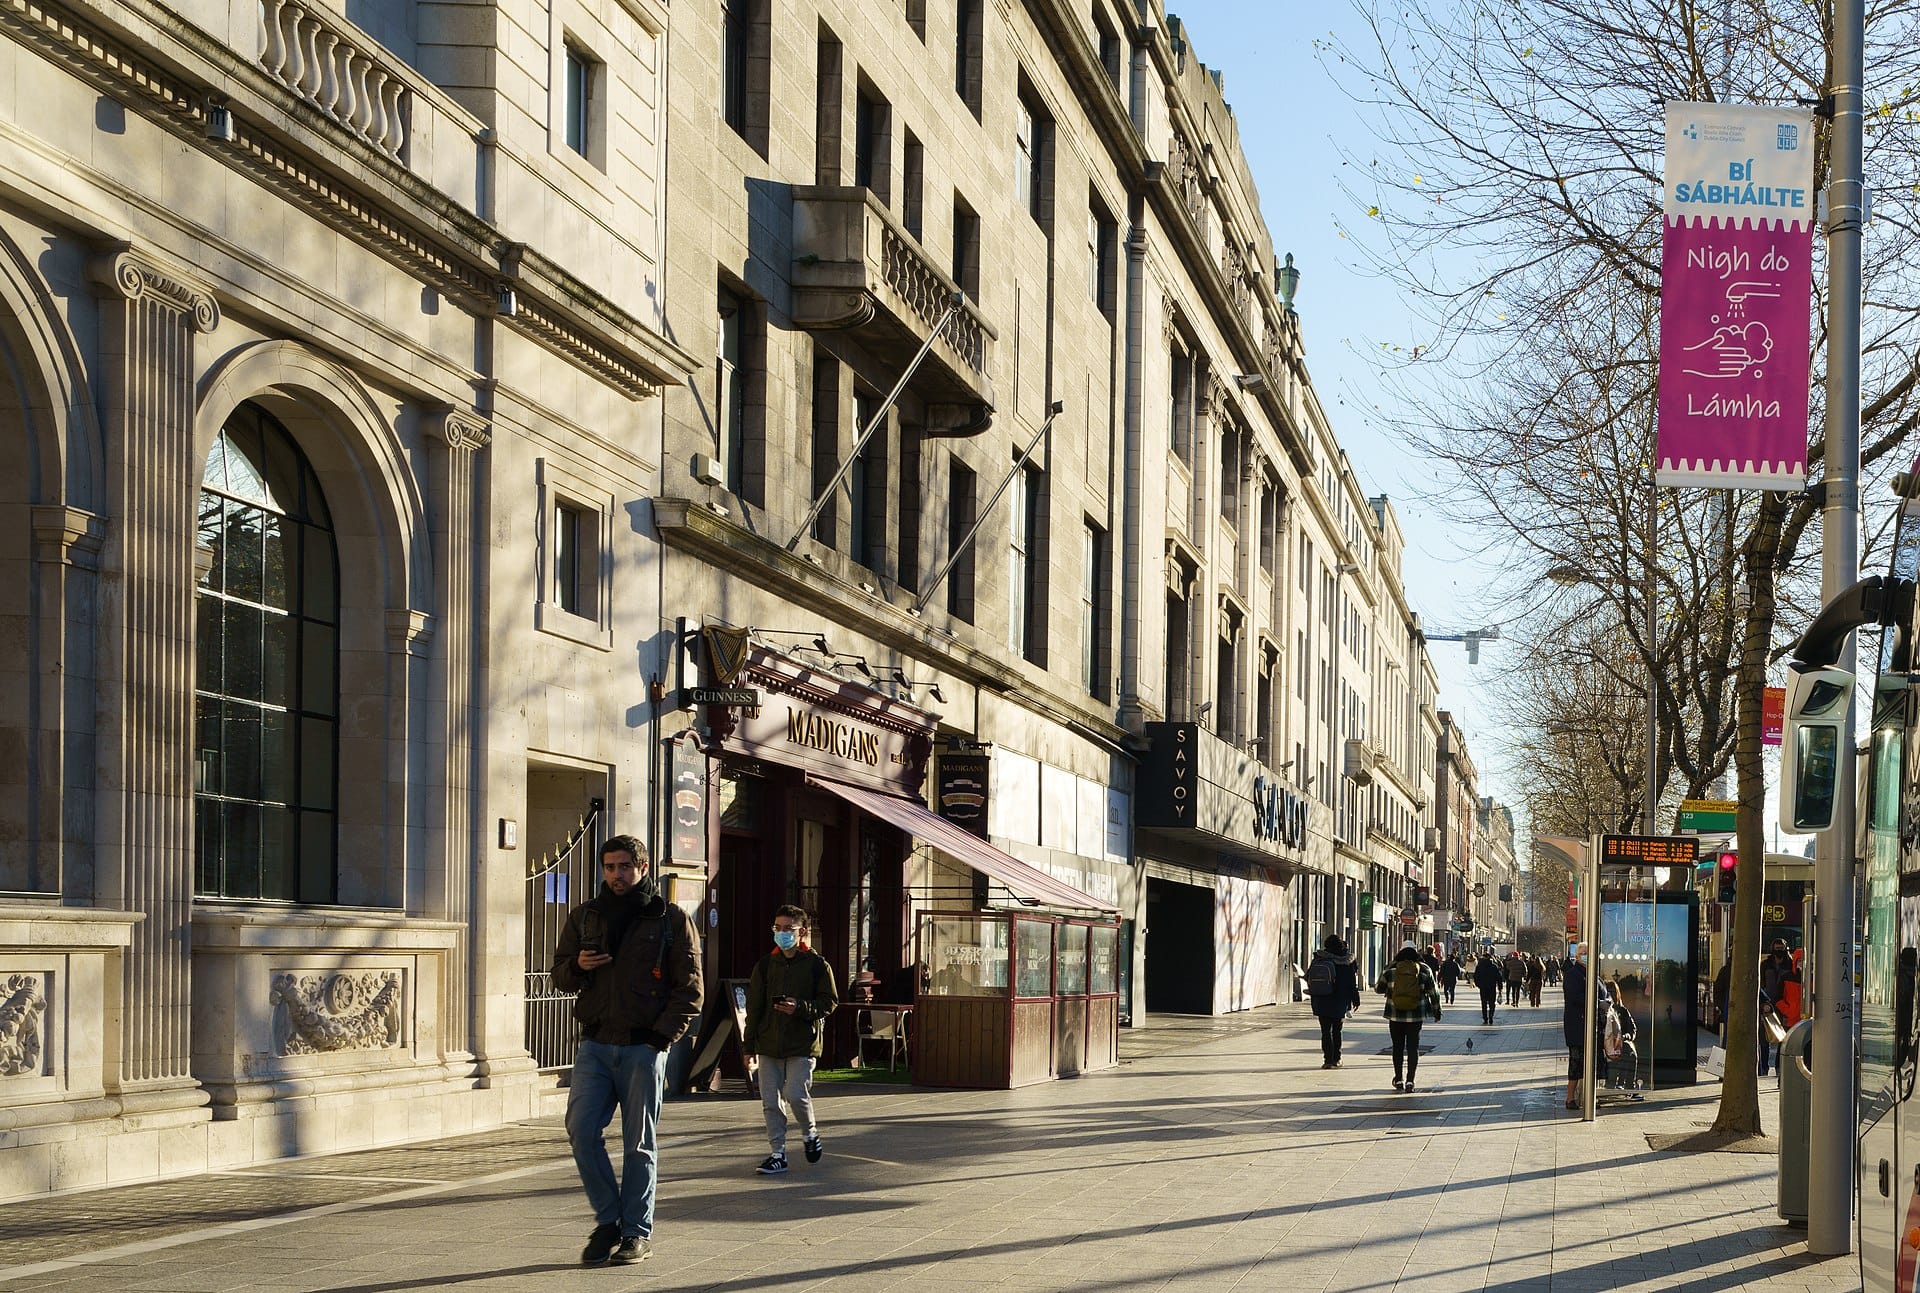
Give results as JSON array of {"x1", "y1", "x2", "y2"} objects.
[{"x1": 1600, "y1": 835, "x2": 1701, "y2": 868}]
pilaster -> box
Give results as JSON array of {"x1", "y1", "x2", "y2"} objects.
[{"x1": 88, "y1": 245, "x2": 216, "y2": 1114}]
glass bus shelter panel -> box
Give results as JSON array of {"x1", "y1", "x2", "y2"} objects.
[{"x1": 1597, "y1": 865, "x2": 1700, "y2": 1092}]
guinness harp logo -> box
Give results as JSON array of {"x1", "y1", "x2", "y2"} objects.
[{"x1": 704, "y1": 626, "x2": 751, "y2": 685}]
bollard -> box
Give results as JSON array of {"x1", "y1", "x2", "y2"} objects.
[{"x1": 1778, "y1": 1018, "x2": 1815, "y2": 1225}]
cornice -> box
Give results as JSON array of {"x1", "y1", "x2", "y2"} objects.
[
  {"x1": 0, "y1": 0, "x2": 695, "y2": 399},
  {"x1": 652, "y1": 497, "x2": 1135, "y2": 760}
]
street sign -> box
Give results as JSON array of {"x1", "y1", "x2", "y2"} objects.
[
  {"x1": 688, "y1": 687, "x2": 761, "y2": 707},
  {"x1": 1399, "y1": 913, "x2": 1416, "y2": 929},
  {"x1": 1677, "y1": 800, "x2": 1736, "y2": 833}
]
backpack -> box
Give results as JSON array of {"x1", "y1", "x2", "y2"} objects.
[
  {"x1": 1389, "y1": 962, "x2": 1424, "y2": 1013},
  {"x1": 1306, "y1": 957, "x2": 1336, "y2": 998}
]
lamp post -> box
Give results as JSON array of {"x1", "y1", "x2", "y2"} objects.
[{"x1": 1546, "y1": 562, "x2": 1659, "y2": 833}]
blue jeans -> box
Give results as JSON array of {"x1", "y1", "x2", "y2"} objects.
[{"x1": 566, "y1": 1038, "x2": 667, "y2": 1239}]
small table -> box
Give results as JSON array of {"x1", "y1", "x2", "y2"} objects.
[{"x1": 854, "y1": 1003, "x2": 913, "y2": 1072}]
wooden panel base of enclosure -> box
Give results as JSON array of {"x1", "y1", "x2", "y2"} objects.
[
  {"x1": 1085, "y1": 996, "x2": 1118, "y2": 1071},
  {"x1": 1011, "y1": 1000, "x2": 1055, "y2": 1087},
  {"x1": 914, "y1": 995, "x2": 1010, "y2": 1088}
]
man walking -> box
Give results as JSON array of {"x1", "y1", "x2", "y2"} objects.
[
  {"x1": 1473, "y1": 952, "x2": 1503, "y2": 1025},
  {"x1": 1305, "y1": 934, "x2": 1362, "y2": 1068},
  {"x1": 1437, "y1": 952, "x2": 1461, "y2": 1005},
  {"x1": 551, "y1": 835, "x2": 703, "y2": 1267},
  {"x1": 1525, "y1": 954, "x2": 1545, "y2": 1008},
  {"x1": 745, "y1": 905, "x2": 840, "y2": 1174},
  {"x1": 1505, "y1": 952, "x2": 1525, "y2": 1006}
]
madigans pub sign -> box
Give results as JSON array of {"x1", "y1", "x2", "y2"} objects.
[{"x1": 725, "y1": 699, "x2": 923, "y2": 793}]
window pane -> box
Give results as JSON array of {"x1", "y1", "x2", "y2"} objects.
[
  {"x1": 301, "y1": 621, "x2": 336, "y2": 716},
  {"x1": 224, "y1": 602, "x2": 264, "y2": 701},
  {"x1": 197, "y1": 494, "x2": 225, "y2": 591},
  {"x1": 224, "y1": 500, "x2": 265, "y2": 603},
  {"x1": 261, "y1": 512, "x2": 291, "y2": 609},
  {"x1": 299, "y1": 811, "x2": 336, "y2": 904},
  {"x1": 300, "y1": 717, "x2": 336, "y2": 810},
  {"x1": 194, "y1": 701, "x2": 221, "y2": 796},
  {"x1": 202, "y1": 431, "x2": 230, "y2": 491},
  {"x1": 261, "y1": 707, "x2": 292, "y2": 804},
  {"x1": 303, "y1": 530, "x2": 337, "y2": 623},
  {"x1": 224, "y1": 700, "x2": 263, "y2": 800},
  {"x1": 262, "y1": 613, "x2": 290, "y2": 702},
  {"x1": 195, "y1": 797, "x2": 223, "y2": 895},
  {"x1": 224, "y1": 801, "x2": 262, "y2": 899},
  {"x1": 259, "y1": 805, "x2": 292, "y2": 901},
  {"x1": 224, "y1": 421, "x2": 268, "y2": 504},
  {"x1": 197, "y1": 598, "x2": 225, "y2": 694}
]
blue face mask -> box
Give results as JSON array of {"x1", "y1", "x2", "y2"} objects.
[{"x1": 773, "y1": 930, "x2": 799, "y2": 951}]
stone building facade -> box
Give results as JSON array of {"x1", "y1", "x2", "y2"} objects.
[{"x1": 0, "y1": 0, "x2": 691, "y2": 1198}]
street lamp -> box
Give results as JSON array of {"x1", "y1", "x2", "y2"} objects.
[{"x1": 1546, "y1": 563, "x2": 1658, "y2": 834}]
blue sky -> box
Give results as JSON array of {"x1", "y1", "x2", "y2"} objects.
[{"x1": 1170, "y1": 2, "x2": 1518, "y2": 804}]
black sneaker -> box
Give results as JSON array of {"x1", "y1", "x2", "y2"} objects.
[
  {"x1": 611, "y1": 1237, "x2": 651, "y2": 1266},
  {"x1": 756, "y1": 1153, "x2": 788, "y2": 1175},
  {"x1": 803, "y1": 1135, "x2": 823, "y2": 1164},
  {"x1": 581, "y1": 1222, "x2": 621, "y2": 1265}
]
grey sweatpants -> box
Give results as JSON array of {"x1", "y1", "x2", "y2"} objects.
[{"x1": 756, "y1": 1054, "x2": 818, "y2": 1154}]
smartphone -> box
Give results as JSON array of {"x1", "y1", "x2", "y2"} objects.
[{"x1": 580, "y1": 943, "x2": 603, "y2": 956}]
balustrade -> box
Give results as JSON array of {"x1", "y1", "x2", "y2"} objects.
[{"x1": 259, "y1": 0, "x2": 410, "y2": 161}]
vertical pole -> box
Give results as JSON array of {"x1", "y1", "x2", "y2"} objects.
[
  {"x1": 1582, "y1": 834, "x2": 1600, "y2": 1122},
  {"x1": 1646, "y1": 468, "x2": 1659, "y2": 834},
  {"x1": 1810, "y1": 0, "x2": 1863, "y2": 1256}
]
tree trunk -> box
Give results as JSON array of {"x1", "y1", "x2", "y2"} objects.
[{"x1": 1712, "y1": 499, "x2": 1785, "y2": 1136}]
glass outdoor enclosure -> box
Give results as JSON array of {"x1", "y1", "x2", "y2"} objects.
[
  {"x1": 916, "y1": 912, "x2": 1121, "y2": 1087},
  {"x1": 1596, "y1": 866, "x2": 1700, "y2": 1090}
]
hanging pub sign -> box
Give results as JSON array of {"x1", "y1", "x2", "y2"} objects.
[
  {"x1": 936, "y1": 749, "x2": 991, "y2": 838},
  {"x1": 667, "y1": 738, "x2": 708, "y2": 865},
  {"x1": 1656, "y1": 102, "x2": 1816, "y2": 489}
]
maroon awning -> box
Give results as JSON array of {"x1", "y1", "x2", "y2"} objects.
[{"x1": 807, "y1": 775, "x2": 1117, "y2": 913}]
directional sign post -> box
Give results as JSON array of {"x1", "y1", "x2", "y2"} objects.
[{"x1": 1676, "y1": 798, "x2": 1737, "y2": 833}]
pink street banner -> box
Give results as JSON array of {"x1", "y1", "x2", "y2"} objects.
[{"x1": 1657, "y1": 103, "x2": 1816, "y2": 489}]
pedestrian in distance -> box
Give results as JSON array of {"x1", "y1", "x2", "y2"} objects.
[
  {"x1": 1374, "y1": 943, "x2": 1443, "y2": 1093},
  {"x1": 1713, "y1": 957, "x2": 1732, "y2": 1042},
  {"x1": 1421, "y1": 945, "x2": 1443, "y2": 981},
  {"x1": 1305, "y1": 934, "x2": 1362, "y2": 1068},
  {"x1": 1525, "y1": 954, "x2": 1545, "y2": 1008},
  {"x1": 550, "y1": 835, "x2": 704, "y2": 1267},
  {"x1": 1437, "y1": 951, "x2": 1461, "y2": 1005},
  {"x1": 1472, "y1": 952, "x2": 1503, "y2": 1026},
  {"x1": 1504, "y1": 951, "x2": 1525, "y2": 1006},
  {"x1": 745, "y1": 905, "x2": 840, "y2": 1175}
]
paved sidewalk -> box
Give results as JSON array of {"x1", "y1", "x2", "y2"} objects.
[{"x1": 0, "y1": 1000, "x2": 1857, "y2": 1292}]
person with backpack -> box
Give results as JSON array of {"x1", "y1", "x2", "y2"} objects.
[
  {"x1": 1472, "y1": 952, "x2": 1503, "y2": 1025},
  {"x1": 1437, "y1": 952, "x2": 1461, "y2": 1005},
  {"x1": 1562, "y1": 943, "x2": 1613, "y2": 1109},
  {"x1": 1373, "y1": 943, "x2": 1442, "y2": 1092},
  {"x1": 1305, "y1": 934, "x2": 1362, "y2": 1068}
]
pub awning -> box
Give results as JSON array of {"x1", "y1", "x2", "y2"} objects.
[{"x1": 807, "y1": 776, "x2": 1118, "y2": 913}]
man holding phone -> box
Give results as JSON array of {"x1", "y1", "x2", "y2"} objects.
[
  {"x1": 550, "y1": 835, "x2": 702, "y2": 1265},
  {"x1": 744, "y1": 905, "x2": 838, "y2": 1175}
]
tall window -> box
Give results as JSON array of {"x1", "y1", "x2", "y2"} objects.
[
  {"x1": 563, "y1": 44, "x2": 595, "y2": 159},
  {"x1": 851, "y1": 390, "x2": 887, "y2": 573},
  {"x1": 717, "y1": 288, "x2": 745, "y2": 493},
  {"x1": 1009, "y1": 465, "x2": 1035, "y2": 654},
  {"x1": 854, "y1": 85, "x2": 891, "y2": 202},
  {"x1": 1165, "y1": 589, "x2": 1189, "y2": 716},
  {"x1": 722, "y1": 0, "x2": 749, "y2": 135},
  {"x1": 815, "y1": 25, "x2": 843, "y2": 185},
  {"x1": 1088, "y1": 195, "x2": 1116, "y2": 316},
  {"x1": 1082, "y1": 521, "x2": 1108, "y2": 698},
  {"x1": 195, "y1": 403, "x2": 337, "y2": 902},
  {"x1": 553, "y1": 499, "x2": 594, "y2": 617},
  {"x1": 1169, "y1": 344, "x2": 1193, "y2": 465},
  {"x1": 903, "y1": 131, "x2": 925, "y2": 240},
  {"x1": 947, "y1": 458, "x2": 976, "y2": 621},
  {"x1": 954, "y1": 0, "x2": 982, "y2": 117},
  {"x1": 1014, "y1": 84, "x2": 1050, "y2": 225},
  {"x1": 898, "y1": 425, "x2": 923, "y2": 592},
  {"x1": 811, "y1": 355, "x2": 840, "y2": 547},
  {"x1": 952, "y1": 195, "x2": 980, "y2": 299}
]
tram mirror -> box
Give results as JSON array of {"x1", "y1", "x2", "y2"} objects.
[{"x1": 1778, "y1": 665, "x2": 1852, "y2": 835}]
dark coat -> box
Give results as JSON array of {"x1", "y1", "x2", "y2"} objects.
[
  {"x1": 1472, "y1": 957, "x2": 1503, "y2": 993},
  {"x1": 744, "y1": 947, "x2": 840, "y2": 1058},
  {"x1": 1307, "y1": 948, "x2": 1362, "y2": 1019},
  {"x1": 1561, "y1": 959, "x2": 1612, "y2": 1053},
  {"x1": 550, "y1": 885, "x2": 704, "y2": 1048}
]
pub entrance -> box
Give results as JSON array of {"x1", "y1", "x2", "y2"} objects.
[{"x1": 713, "y1": 759, "x2": 912, "y2": 1065}]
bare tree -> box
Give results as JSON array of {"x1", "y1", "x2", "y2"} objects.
[{"x1": 1331, "y1": 0, "x2": 1920, "y2": 1135}]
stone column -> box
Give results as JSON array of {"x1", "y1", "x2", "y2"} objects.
[
  {"x1": 89, "y1": 246, "x2": 217, "y2": 1115},
  {"x1": 27, "y1": 506, "x2": 103, "y2": 898},
  {"x1": 423, "y1": 409, "x2": 513, "y2": 1078}
]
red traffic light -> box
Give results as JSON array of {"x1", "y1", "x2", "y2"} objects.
[{"x1": 1718, "y1": 852, "x2": 1737, "y2": 871}]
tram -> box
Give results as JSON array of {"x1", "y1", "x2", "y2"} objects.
[{"x1": 1777, "y1": 489, "x2": 1920, "y2": 1290}]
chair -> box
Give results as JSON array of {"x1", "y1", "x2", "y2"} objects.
[{"x1": 855, "y1": 1006, "x2": 909, "y2": 1072}]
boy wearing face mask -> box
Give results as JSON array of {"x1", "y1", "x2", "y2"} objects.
[{"x1": 744, "y1": 906, "x2": 839, "y2": 1174}]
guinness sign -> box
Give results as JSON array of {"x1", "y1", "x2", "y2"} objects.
[{"x1": 703, "y1": 625, "x2": 751, "y2": 685}]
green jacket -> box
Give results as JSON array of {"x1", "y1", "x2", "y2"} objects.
[{"x1": 744, "y1": 947, "x2": 839, "y2": 1059}]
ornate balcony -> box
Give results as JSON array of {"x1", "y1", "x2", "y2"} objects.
[
  {"x1": 260, "y1": 0, "x2": 411, "y2": 161},
  {"x1": 790, "y1": 187, "x2": 996, "y2": 428}
]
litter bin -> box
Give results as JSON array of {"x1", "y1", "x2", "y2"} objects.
[{"x1": 1778, "y1": 1018, "x2": 1815, "y2": 1225}]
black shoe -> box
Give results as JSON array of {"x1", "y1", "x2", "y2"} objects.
[
  {"x1": 756, "y1": 1153, "x2": 789, "y2": 1175},
  {"x1": 581, "y1": 1222, "x2": 621, "y2": 1265},
  {"x1": 804, "y1": 1136, "x2": 823, "y2": 1164},
  {"x1": 612, "y1": 1237, "x2": 651, "y2": 1266}
]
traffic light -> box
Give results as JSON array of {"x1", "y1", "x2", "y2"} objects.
[{"x1": 1716, "y1": 851, "x2": 1737, "y2": 904}]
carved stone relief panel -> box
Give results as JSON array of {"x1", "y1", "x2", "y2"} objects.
[
  {"x1": 269, "y1": 970, "x2": 404, "y2": 1056},
  {"x1": 0, "y1": 973, "x2": 48, "y2": 1077}
]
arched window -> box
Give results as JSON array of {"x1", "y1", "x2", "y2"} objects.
[{"x1": 194, "y1": 403, "x2": 338, "y2": 902}]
